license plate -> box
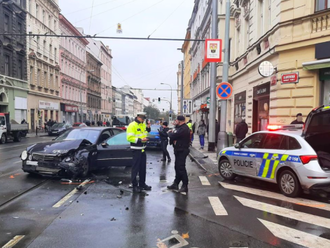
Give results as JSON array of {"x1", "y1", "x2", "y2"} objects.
[{"x1": 26, "y1": 161, "x2": 38, "y2": 166}]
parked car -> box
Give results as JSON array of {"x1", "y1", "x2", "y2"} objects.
[
  {"x1": 21, "y1": 127, "x2": 128, "y2": 177},
  {"x1": 72, "y1": 122, "x2": 82, "y2": 127},
  {"x1": 48, "y1": 123, "x2": 72, "y2": 136},
  {"x1": 146, "y1": 124, "x2": 162, "y2": 149},
  {"x1": 218, "y1": 105, "x2": 330, "y2": 197}
]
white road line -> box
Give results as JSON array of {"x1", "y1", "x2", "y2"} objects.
[
  {"x1": 199, "y1": 176, "x2": 211, "y2": 186},
  {"x1": 259, "y1": 219, "x2": 330, "y2": 248},
  {"x1": 208, "y1": 196, "x2": 228, "y2": 216},
  {"x1": 2, "y1": 235, "x2": 25, "y2": 248},
  {"x1": 220, "y1": 182, "x2": 330, "y2": 211},
  {"x1": 53, "y1": 179, "x2": 90, "y2": 208},
  {"x1": 235, "y1": 196, "x2": 330, "y2": 229}
]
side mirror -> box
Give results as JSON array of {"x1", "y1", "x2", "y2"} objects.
[
  {"x1": 101, "y1": 142, "x2": 108, "y2": 148},
  {"x1": 234, "y1": 143, "x2": 241, "y2": 149}
]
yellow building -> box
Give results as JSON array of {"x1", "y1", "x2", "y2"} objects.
[{"x1": 223, "y1": 0, "x2": 330, "y2": 135}]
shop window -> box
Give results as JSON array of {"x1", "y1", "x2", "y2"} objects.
[
  {"x1": 234, "y1": 91, "x2": 246, "y2": 124},
  {"x1": 315, "y1": 0, "x2": 330, "y2": 11}
]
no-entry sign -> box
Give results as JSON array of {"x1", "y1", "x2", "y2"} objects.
[
  {"x1": 216, "y1": 82, "x2": 232, "y2": 99},
  {"x1": 281, "y1": 72, "x2": 299, "y2": 84}
]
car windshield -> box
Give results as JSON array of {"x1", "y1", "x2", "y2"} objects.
[
  {"x1": 57, "y1": 123, "x2": 66, "y2": 128},
  {"x1": 106, "y1": 132, "x2": 130, "y2": 146},
  {"x1": 51, "y1": 123, "x2": 60, "y2": 128},
  {"x1": 56, "y1": 129, "x2": 100, "y2": 144},
  {"x1": 151, "y1": 125, "x2": 160, "y2": 132},
  {"x1": 113, "y1": 116, "x2": 129, "y2": 125},
  {"x1": 0, "y1": 116, "x2": 5, "y2": 126}
]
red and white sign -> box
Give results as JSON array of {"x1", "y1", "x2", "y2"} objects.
[
  {"x1": 65, "y1": 105, "x2": 79, "y2": 112},
  {"x1": 281, "y1": 72, "x2": 299, "y2": 84},
  {"x1": 205, "y1": 39, "x2": 222, "y2": 63},
  {"x1": 271, "y1": 75, "x2": 277, "y2": 86}
]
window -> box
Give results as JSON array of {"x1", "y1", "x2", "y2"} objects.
[
  {"x1": 263, "y1": 134, "x2": 285, "y2": 149},
  {"x1": 43, "y1": 40, "x2": 46, "y2": 55},
  {"x1": 99, "y1": 130, "x2": 112, "y2": 143},
  {"x1": 241, "y1": 133, "x2": 267, "y2": 148},
  {"x1": 54, "y1": 20, "x2": 57, "y2": 31},
  {"x1": 49, "y1": 15, "x2": 52, "y2": 28},
  {"x1": 315, "y1": 0, "x2": 330, "y2": 11},
  {"x1": 30, "y1": 66, "x2": 34, "y2": 84},
  {"x1": 49, "y1": 44, "x2": 52, "y2": 57},
  {"x1": 106, "y1": 132, "x2": 129, "y2": 146},
  {"x1": 42, "y1": 10, "x2": 45, "y2": 23},
  {"x1": 4, "y1": 55, "x2": 10, "y2": 76},
  {"x1": 44, "y1": 72, "x2": 48, "y2": 87},
  {"x1": 18, "y1": 59, "x2": 23, "y2": 79},
  {"x1": 36, "y1": 4, "x2": 39, "y2": 19},
  {"x1": 54, "y1": 48, "x2": 57, "y2": 61},
  {"x1": 37, "y1": 69, "x2": 41, "y2": 85},
  {"x1": 4, "y1": 14, "x2": 10, "y2": 32},
  {"x1": 287, "y1": 136, "x2": 301, "y2": 150},
  {"x1": 50, "y1": 74, "x2": 53, "y2": 89}
]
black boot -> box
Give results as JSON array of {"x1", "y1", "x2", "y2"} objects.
[
  {"x1": 167, "y1": 183, "x2": 178, "y2": 190},
  {"x1": 178, "y1": 185, "x2": 188, "y2": 193},
  {"x1": 161, "y1": 158, "x2": 166, "y2": 162},
  {"x1": 140, "y1": 184, "x2": 152, "y2": 191}
]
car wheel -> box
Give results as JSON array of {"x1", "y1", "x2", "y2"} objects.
[
  {"x1": 279, "y1": 170, "x2": 301, "y2": 197},
  {"x1": 0, "y1": 134, "x2": 7, "y2": 144},
  {"x1": 81, "y1": 158, "x2": 90, "y2": 178},
  {"x1": 218, "y1": 159, "x2": 236, "y2": 180}
]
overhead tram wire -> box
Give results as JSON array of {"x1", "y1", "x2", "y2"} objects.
[
  {"x1": 96, "y1": 0, "x2": 167, "y2": 35},
  {"x1": 2, "y1": 33, "x2": 204, "y2": 42},
  {"x1": 74, "y1": 0, "x2": 139, "y2": 24},
  {"x1": 88, "y1": 0, "x2": 96, "y2": 34},
  {"x1": 148, "y1": 0, "x2": 189, "y2": 38}
]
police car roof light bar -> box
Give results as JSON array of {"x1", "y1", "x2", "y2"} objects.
[{"x1": 267, "y1": 125, "x2": 282, "y2": 131}]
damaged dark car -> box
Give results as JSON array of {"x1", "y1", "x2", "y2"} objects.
[{"x1": 21, "y1": 127, "x2": 127, "y2": 177}]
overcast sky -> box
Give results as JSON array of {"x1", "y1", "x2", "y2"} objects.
[{"x1": 59, "y1": 0, "x2": 195, "y2": 113}]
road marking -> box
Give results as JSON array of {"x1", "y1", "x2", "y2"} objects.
[
  {"x1": 235, "y1": 196, "x2": 330, "y2": 229},
  {"x1": 53, "y1": 179, "x2": 90, "y2": 208},
  {"x1": 2, "y1": 235, "x2": 25, "y2": 248},
  {"x1": 208, "y1": 197, "x2": 228, "y2": 216},
  {"x1": 199, "y1": 176, "x2": 211, "y2": 186},
  {"x1": 259, "y1": 219, "x2": 330, "y2": 248},
  {"x1": 220, "y1": 182, "x2": 330, "y2": 211}
]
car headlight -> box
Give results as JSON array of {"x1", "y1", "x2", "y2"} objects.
[{"x1": 21, "y1": 150, "x2": 28, "y2": 161}]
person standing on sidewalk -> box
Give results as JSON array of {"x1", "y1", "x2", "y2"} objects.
[
  {"x1": 235, "y1": 118, "x2": 248, "y2": 143},
  {"x1": 197, "y1": 120, "x2": 207, "y2": 150},
  {"x1": 127, "y1": 112, "x2": 152, "y2": 193},
  {"x1": 187, "y1": 120, "x2": 193, "y2": 144},
  {"x1": 159, "y1": 121, "x2": 171, "y2": 162},
  {"x1": 167, "y1": 115, "x2": 191, "y2": 193}
]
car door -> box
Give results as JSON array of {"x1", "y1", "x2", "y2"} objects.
[
  {"x1": 255, "y1": 133, "x2": 288, "y2": 180},
  {"x1": 232, "y1": 133, "x2": 267, "y2": 176},
  {"x1": 96, "y1": 132, "x2": 133, "y2": 168}
]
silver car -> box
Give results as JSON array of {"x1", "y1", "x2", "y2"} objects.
[{"x1": 218, "y1": 106, "x2": 330, "y2": 197}]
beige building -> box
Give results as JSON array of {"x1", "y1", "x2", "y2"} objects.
[
  {"x1": 218, "y1": 0, "x2": 330, "y2": 136},
  {"x1": 181, "y1": 28, "x2": 192, "y2": 100},
  {"x1": 26, "y1": 0, "x2": 61, "y2": 130}
]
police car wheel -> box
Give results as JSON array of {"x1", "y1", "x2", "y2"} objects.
[
  {"x1": 219, "y1": 159, "x2": 235, "y2": 180},
  {"x1": 279, "y1": 170, "x2": 301, "y2": 197}
]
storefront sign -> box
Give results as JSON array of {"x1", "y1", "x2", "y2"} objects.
[
  {"x1": 234, "y1": 91, "x2": 246, "y2": 102},
  {"x1": 39, "y1": 100, "x2": 59, "y2": 110},
  {"x1": 65, "y1": 105, "x2": 79, "y2": 112},
  {"x1": 205, "y1": 39, "x2": 222, "y2": 63},
  {"x1": 253, "y1": 82, "x2": 270, "y2": 98},
  {"x1": 320, "y1": 68, "x2": 330, "y2": 81},
  {"x1": 281, "y1": 72, "x2": 299, "y2": 84}
]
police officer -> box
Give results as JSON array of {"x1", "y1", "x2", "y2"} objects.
[
  {"x1": 159, "y1": 121, "x2": 171, "y2": 162},
  {"x1": 167, "y1": 115, "x2": 191, "y2": 193},
  {"x1": 127, "y1": 112, "x2": 151, "y2": 193}
]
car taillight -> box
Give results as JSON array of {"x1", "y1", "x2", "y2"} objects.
[
  {"x1": 300, "y1": 155, "x2": 318, "y2": 164},
  {"x1": 267, "y1": 125, "x2": 282, "y2": 131}
]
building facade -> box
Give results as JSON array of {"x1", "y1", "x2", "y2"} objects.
[
  {"x1": 26, "y1": 0, "x2": 61, "y2": 130},
  {"x1": 177, "y1": 63, "x2": 183, "y2": 115},
  {"x1": 59, "y1": 14, "x2": 88, "y2": 124},
  {"x1": 86, "y1": 50, "x2": 102, "y2": 122},
  {"x1": 131, "y1": 88, "x2": 144, "y2": 116},
  {"x1": 112, "y1": 86, "x2": 123, "y2": 115},
  {"x1": 189, "y1": 0, "x2": 212, "y2": 124},
  {"x1": 181, "y1": 28, "x2": 192, "y2": 100},
  {"x1": 0, "y1": 0, "x2": 28, "y2": 123}
]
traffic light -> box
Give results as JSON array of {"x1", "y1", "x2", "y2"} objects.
[{"x1": 158, "y1": 97, "x2": 161, "y2": 103}]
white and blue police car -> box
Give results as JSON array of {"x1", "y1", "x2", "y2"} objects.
[{"x1": 218, "y1": 105, "x2": 330, "y2": 197}]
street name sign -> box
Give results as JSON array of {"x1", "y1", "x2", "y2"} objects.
[{"x1": 281, "y1": 72, "x2": 299, "y2": 84}]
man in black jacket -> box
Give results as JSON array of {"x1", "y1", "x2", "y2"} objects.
[
  {"x1": 235, "y1": 118, "x2": 248, "y2": 143},
  {"x1": 159, "y1": 121, "x2": 171, "y2": 162},
  {"x1": 167, "y1": 115, "x2": 191, "y2": 193}
]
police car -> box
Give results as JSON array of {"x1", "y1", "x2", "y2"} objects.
[{"x1": 218, "y1": 105, "x2": 330, "y2": 197}]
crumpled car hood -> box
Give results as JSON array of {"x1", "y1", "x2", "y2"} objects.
[{"x1": 27, "y1": 139, "x2": 92, "y2": 154}]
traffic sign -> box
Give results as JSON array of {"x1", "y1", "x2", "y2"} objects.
[
  {"x1": 183, "y1": 105, "x2": 187, "y2": 110},
  {"x1": 216, "y1": 82, "x2": 232, "y2": 99}
]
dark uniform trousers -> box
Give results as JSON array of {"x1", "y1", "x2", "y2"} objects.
[
  {"x1": 161, "y1": 139, "x2": 170, "y2": 159},
  {"x1": 131, "y1": 150, "x2": 147, "y2": 187},
  {"x1": 174, "y1": 148, "x2": 190, "y2": 186}
]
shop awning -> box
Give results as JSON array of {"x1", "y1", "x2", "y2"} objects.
[{"x1": 302, "y1": 58, "x2": 330, "y2": 70}]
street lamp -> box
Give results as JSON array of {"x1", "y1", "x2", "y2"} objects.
[
  {"x1": 79, "y1": 69, "x2": 94, "y2": 123},
  {"x1": 160, "y1": 83, "x2": 173, "y2": 120}
]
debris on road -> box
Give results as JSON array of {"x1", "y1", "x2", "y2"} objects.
[
  {"x1": 117, "y1": 195, "x2": 122, "y2": 199},
  {"x1": 110, "y1": 217, "x2": 116, "y2": 221}
]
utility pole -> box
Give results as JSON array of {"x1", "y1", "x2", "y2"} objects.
[
  {"x1": 180, "y1": 60, "x2": 184, "y2": 115},
  {"x1": 217, "y1": 0, "x2": 231, "y2": 153},
  {"x1": 208, "y1": 0, "x2": 218, "y2": 152}
]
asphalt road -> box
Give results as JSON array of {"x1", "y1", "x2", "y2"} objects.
[{"x1": 1, "y1": 137, "x2": 330, "y2": 248}]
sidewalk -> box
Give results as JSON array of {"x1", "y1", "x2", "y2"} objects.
[
  {"x1": 189, "y1": 134, "x2": 218, "y2": 173},
  {"x1": 26, "y1": 132, "x2": 49, "y2": 138}
]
